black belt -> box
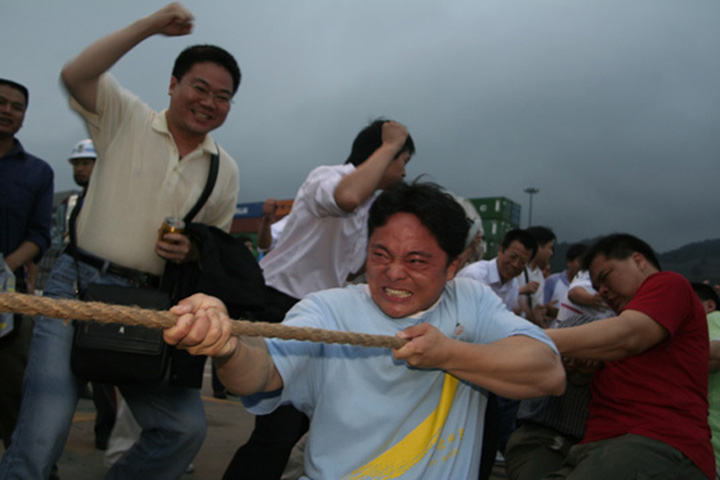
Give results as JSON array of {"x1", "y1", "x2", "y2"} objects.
[{"x1": 67, "y1": 247, "x2": 162, "y2": 289}]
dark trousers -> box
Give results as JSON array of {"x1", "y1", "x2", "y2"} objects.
[
  {"x1": 222, "y1": 286, "x2": 308, "y2": 480},
  {"x1": 540, "y1": 434, "x2": 708, "y2": 480},
  {"x1": 0, "y1": 275, "x2": 31, "y2": 449},
  {"x1": 496, "y1": 395, "x2": 520, "y2": 453},
  {"x1": 504, "y1": 423, "x2": 577, "y2": 480},
  {"x1": 479, "y1": 393, "x2": 500, "y2": 480},
  {"x1": 0, "y1": 315, "x2": 33, "y2": 449},
  {"x1": 222, "y1": 404, "x2": 310, "y2": 480},
  {"x1": 91, "y1": 382, "x2": 116, "y2": 445}
]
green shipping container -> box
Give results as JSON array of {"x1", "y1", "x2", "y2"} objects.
[
  {"x1": 484, "y1": 238, "x2": 501, "y2": 260},
  {"x1": 482, "y1": 219, "x2": 515, "y2": 241},
  {"x1": 470, "y1": 196, "x2": 520, "y2": 223}
]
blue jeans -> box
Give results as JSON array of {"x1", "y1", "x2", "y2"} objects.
[{"x1": 0, "y1": 254, "x2": 206, "y2": 480}]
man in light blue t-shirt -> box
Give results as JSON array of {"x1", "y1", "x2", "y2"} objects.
[{"x1": 165, "y1": 182, "x2": 565, "y2": 479}]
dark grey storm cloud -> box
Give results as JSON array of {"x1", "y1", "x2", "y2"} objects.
[{"x1": 2, "y1": 0, "x2": 719, "y2": 252}]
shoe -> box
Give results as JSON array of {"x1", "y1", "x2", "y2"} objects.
[
  {"x1": 50, "y1": 464, "x2": 60, "y2": 480},
  {"x1": 213, "y1": 389, "x2": 227, "y2": 399},
  {"x1": 186, "y1": 463, "x2": 195, "y2": 473}
]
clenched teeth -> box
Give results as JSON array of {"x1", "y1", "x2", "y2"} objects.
[{"x1": 384, "y1": 287, "x2": 412, "y2": 298}]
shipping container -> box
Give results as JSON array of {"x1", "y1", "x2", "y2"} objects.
[
  {"x1": 470, "y1": 196, "x2": 520, "y2": 223},
  {"x1": 484, "y1": 238, "x2": 501, "y2": 260},
  {"x1": 482, "y1": 219, "x2": 516, "y2": 241},
  {"x1": 234, "y1": 201, "x2": 264, "y2": 218},
  {"x1": 511, "y1": 203, "x2": 521, "y2": 226},
  {"x1": 230, "y1": 217, "x2": 262, "y2": 234}
]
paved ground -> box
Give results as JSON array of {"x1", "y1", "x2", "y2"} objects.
[
  {"x1": 56, "y1": 381, "x2": 255, "y2": 479},
  {"x1": 3, "y1": 364, "x2": 507, "y2": 479}
]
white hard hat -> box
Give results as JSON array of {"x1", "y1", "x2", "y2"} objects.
[{"x1": 69, "y1": 139, "x2": 97, "y2": 161}]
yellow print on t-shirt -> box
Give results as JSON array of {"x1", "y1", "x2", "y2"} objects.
[{"x1": 342, "y1": 373, "x2": 461, "y2": 479}]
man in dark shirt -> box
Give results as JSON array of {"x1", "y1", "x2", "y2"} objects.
[
  {"x1": 0, "y1": 79, "x2": 53, "y2": 282},
  {"x1": 0, "y1": 78, "x2": 53, "y2": 448}
]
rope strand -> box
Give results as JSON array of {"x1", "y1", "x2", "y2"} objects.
[{"x1": 0, "y1": 292, "x2": 406, "y2": 349}]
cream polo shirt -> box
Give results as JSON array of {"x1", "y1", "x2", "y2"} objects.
[{"x1": 70, "y1": 74, "x2": 239, "y2": 275}]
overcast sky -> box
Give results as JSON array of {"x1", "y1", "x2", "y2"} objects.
[{"x1": 3, "y1": 0, "x2": 719, "y2": 253}]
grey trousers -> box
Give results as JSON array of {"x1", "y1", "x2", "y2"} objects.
[
  {"x1": 505, "y1": 423, "x2": 578, "y2": 480},
  {"x1": 541, "y1": 434, "x2": 707, "y2": 480}
]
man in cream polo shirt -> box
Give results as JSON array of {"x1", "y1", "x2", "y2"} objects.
[{"x1": 0, "y1": 4, "x2": 240, "y2": 480}]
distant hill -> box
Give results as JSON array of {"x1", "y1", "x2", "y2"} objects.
[
  {"x1": 551, "y1": 238, "x2": 720, "y2": 285},
  {"x1": 658, "y1": 239, "x2": 720, "y2": 285}
]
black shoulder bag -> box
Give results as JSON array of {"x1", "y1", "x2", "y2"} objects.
[
  {"x1": 163, "y1": 156, "x2": 267, "y2": 389},
  {"x1": 70, "y1": 152, "x2": 219, "y2": 385}
]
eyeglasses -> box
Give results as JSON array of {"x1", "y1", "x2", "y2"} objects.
[{"x1": 188, "y1": 81, "x2": 233, "y2": 107}]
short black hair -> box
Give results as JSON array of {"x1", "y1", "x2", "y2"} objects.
[
  {"x1": 691, "y1": 282, "x2": 720, "y2": 311},
  {"x1": 172, "y1": 45, "x2": 241, "y2": 94},
  {"x1": 526, "y1": 226, "x2": 556, "y2": 247},
  {"x1": 345, "y1": 119, "x2": 415, "y2": 167},
  {"x1": 368, "y1": 181, "x2": 468, "y2": 263},
  {"x1": 566, "y1": 243, "x2": 587, "y2": 262},
  {"x1": 0, "y1": 78, "x2": 29, "y2": 107},
  {"x1": 500, "y1": 229, "x2": 538, "y2": 260},
  {"x1": 581, "y1": 233, "x2": 661, "y2": 271}
]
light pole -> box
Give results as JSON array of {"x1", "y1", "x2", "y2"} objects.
[{"x1": 524, "y1": 187, "x2": 539, "y2": 227}]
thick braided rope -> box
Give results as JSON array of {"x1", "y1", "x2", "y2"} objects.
[{"x1": 0, "y1": 292, "x2": 406, "y2": 349}]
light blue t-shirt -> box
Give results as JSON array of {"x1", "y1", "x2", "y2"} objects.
[{"x1": 243, "y1": 278, "x2": 557, "y2": 480}]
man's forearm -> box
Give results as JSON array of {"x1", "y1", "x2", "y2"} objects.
[
  {"x1": 567, "y1": 287, "x2": 595, "y2": 306},
  {"x1": 333, "y1": 144, "x2": 399, "y2": 212},
  {"x1": 61, "y1": 18, "x2": 156, "y2": 111},
  {"x1": 257, "y1": 216, "x2": 274, "y2": 250},
  {"x1": 444, "y1": 336, "x2": 565, "y2": 399},
  {"x1": 215, "y1": 336, "x2": 283, "y2": 396},
  {"x1": 61, "y1": 3, "x2": 193, "y2": 112},
  {"x1": 547, "y1": 311, "x2": 668, "y2": 361},
  {"x1": 4, "y1": 241, "x2": 40, "y2": 272}
]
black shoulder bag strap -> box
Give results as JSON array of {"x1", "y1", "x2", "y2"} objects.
[
  {"x1": 160, "y1": 146, "x2": 220, "y2": 296},
  {"x1": 184, "y1": 145, "x2": 220, "y2": 224},
  {"x1": 161, "y1": 143, "x2": 220, "y2": 290},
  {"x1": 69, "y1": 194, "x2": 86, "y2": 295}
]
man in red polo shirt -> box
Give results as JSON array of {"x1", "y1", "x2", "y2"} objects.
[{"x1": 546, "y1": 233, "x2": 713, "y2": 480}]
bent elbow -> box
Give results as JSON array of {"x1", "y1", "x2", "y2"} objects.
[
  {"x1": 60, "y1": 62, "x2": 81, "y2": 91},
  {"x1": 334, "y1": 193, "x2": 360, "y2": 213},
  {"x1": 551, "y1": 352, "x2": 568, "y2": 394},
  {"x1": 535, "y1": 357, "x2": 567, "y2": 397},
  {"x1": 512, "y1": 357, "x2": 567, "y2": 399},
  {"x1": 547, "y1": 367, "x2": 567, "y2": 396},
  {"x1": 60, "y1": 66, "x2": 73, "y2": 90}
]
